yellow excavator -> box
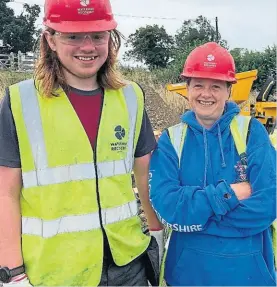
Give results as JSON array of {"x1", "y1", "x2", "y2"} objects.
[{"x1": 166, "y1": 69, "x2": 276, "y2": 135}]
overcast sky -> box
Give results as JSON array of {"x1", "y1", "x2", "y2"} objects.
[{"x1": 8, "y1": 0, "x2": 277, "y2": 60}]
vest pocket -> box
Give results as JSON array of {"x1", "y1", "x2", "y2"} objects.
[{"x1": 172, "y1": 247, "x2": 276, "y2": 286}]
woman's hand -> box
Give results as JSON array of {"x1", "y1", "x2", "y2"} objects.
[{"x1": 230, "y1": 182, "x2": 252, "y2": 200}]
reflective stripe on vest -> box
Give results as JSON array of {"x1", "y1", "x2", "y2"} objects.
[
  {"x1": 18, "y1": 80, "x2": 138, "y2": 188},
  {"x1": 168, "y1": 123, "x2": 187, "y2": 167},
  {"x1": 22, "y1": 200, "x2": 137, "y2": 238},
  {"x1": 230, "y1": 115, "x2": 251, "y2": 156}
]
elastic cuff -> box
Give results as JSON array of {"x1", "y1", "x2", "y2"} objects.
[
  {"x1": 149, "y1": 228, "x2": 163, "y2": 231},
  {"x1": 11, "y1": 273, "x2": 27, "y2": 282},
  {"x1": 206, "y1": 181, "x2": 239, "y2": 217},
  {"x1": 217, "y1": 180, "x2": 240, "y2": 211}
]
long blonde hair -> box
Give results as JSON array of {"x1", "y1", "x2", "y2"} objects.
[{"x1": 34, "y1": 28, "x2": 125, "y2": 97}]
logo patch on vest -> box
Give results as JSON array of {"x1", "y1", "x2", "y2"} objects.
[
  {"x1": 110, "y1": 125, "x2": 127, "y2": 152},
  {"x1": 114, "y1": 125, "x2": 125, "y2": 140}
]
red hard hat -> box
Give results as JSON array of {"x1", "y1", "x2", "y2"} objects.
[
  {"x1": 43, "y1": 0, "x2": 117, "y2": 33},
  {"x1": 181, "y1": 42, "x2": 237, "y2": 83}
]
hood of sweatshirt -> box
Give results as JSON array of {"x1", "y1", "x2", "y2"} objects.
[{"x1": 181, "y1": 101, "x2": 240, "y2": 186}]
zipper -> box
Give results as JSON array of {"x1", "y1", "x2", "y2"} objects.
[
  {"x1": 67, "y1": 87, "x2": 110, "y2": 284},
  {"x1": 93, "y1": 146, "x2": 104, "y2": 230},
  {"x1": 93, "y1": 91, "x2": 110, "y2": 285},
  {"x1": 93, "y1": 91, "x2": 105, "y2": 230}
]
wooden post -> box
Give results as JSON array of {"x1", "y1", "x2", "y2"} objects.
[
  {"x1": 10, "y1": 52, "x2": 14, "y2": 70},
  {"x1": 18, "y1": 51, "x2": 22, "y2": 71},
  {"x1": 215, "y1": 17, "x2": 219, "y2": 43}
]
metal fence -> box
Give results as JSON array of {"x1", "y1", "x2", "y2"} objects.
[{"x1": 0, "y1": 51, "x2": 36, "y2": 72}]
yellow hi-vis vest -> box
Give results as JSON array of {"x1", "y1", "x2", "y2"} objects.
[
  {"x1": 9, "y1": 79, "x2": 151, "y2": 286},
  {"x1": 159, "y1": 115, "x2": 277, "y2": 286}
]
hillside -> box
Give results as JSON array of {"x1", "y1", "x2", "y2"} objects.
[{"x1": 139, "y1": 83, "x2": 181, "y2": 131}]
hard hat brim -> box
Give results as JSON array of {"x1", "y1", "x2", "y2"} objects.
[
  {"x1": 44, "y1": 19, "x2": 118, "y2": 33},
  {"x1": 181, "y1": 71, "x2": 237, "y2": 84}
]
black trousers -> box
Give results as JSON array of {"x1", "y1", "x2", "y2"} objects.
[
  {"x1": 99, "y1": 235, "x2": 159, "y2": 286},
  {"x1": 99, "y1": 243, "x2": 148, "y2": 286},
  {"x1": 99, "y1": 254, "x2": 148, "y2": 286}
]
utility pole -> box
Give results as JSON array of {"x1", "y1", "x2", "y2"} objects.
[{"x1": 215, "y1": 17, "x2": 219, "y2": 43}]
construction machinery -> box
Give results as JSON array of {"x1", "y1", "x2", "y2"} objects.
[
  {"x1": 253, "y1": 76, "x2": 276, "y2": 134},
  {"x1": 166, "y1": 69, "x2": 276, "y2": 134}
]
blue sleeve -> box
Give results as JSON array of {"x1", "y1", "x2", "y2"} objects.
[
  {"x1": 149, "y1": 130, "x2": 240, "y2": 232},
  {"x1": 203, "y1": 119, "x2": 276, "y2": 237}
]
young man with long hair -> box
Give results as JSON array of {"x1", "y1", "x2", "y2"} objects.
[{"x1": 0, "y1": 0, "x2": 162, "y2": 285}]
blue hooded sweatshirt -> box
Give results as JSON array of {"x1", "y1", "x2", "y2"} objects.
[{"x1": 149, "y1": 102, "x2": 276, "y2": 286}]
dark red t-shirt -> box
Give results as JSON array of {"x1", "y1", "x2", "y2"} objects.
[
  {"x1": 68, "y1": 88, "x2": 103, "y2": 148},
  {"x1": 0, "y1": 86, "x2": 157, "y2": 168}
]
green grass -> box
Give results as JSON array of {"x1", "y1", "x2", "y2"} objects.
[{"x1": 0, "y1": 71, "x2": 32, "y2": 99}]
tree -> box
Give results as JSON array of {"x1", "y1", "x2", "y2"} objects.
[
  {"x1": 174, "y1": 15, "x2": 228, "y2": 50},
  {"x1": 153, "y1": 15, "x2": 230, "y2": 85},
  {"x1": 0, "y1": 0, "x2": 14, "y2": 36},
  {"x1": 0, "y1": 1, "x2": 41, "y2": 53},
  {"x1": 154, "y1": 40, "x2": 206, "y2": 85},
  {"x1": 230, "y1": 45, "x2": 276, "y2": 90},
  {"x1": 124, "y1": 25, "x2": 174, "y2": 69}
]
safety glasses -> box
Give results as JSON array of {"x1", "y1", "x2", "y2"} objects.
[{"x1": 54, "y1": 31, "x2": 110, "y2": 47}]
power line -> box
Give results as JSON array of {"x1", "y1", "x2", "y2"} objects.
[
  {"x1": 8, "y1": 1, "x2": 181, "y2": 20},
  {"x1": 8, "y1": 1, "x2": 217, "y2": 23},
  {"x1": 7, "y1": 0, "x2": 187, "y2": 21},
  {"x1": 114, "y1": 14, "x2": 183, "y2": 21},
  {"x1": 8, "y1": 0, "x2": 37, "y2": 5},
  {"x1": 215, "y1": 17, "x2": 219, "y2": 42}
]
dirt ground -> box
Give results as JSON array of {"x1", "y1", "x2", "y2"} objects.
[
  {"x1": 133, "y1": 84, "x2": 183, "y2": 232},
  {"x1": 139, "y1": 83, "x2": 181, "y2": 132}
]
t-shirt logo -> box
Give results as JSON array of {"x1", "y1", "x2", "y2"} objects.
[{"x1": 114, "y1": 125, "x2": 126, "y2": 140}]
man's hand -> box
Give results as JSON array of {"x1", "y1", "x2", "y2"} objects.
[{"x1": 230, "y1": 182, "x2": 252, "y2": 200}]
